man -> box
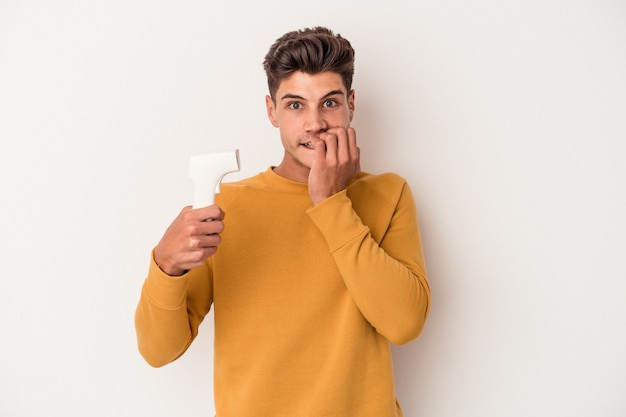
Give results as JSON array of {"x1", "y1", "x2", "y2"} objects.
[{"x1": 135, "y1": 26, "x2": 430, "y2": 417}]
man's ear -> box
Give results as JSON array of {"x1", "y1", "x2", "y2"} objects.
[
  {"x1": 348, "y1": 90, "x2": 355, "y2": 122},
  {"x1": 266, "y1": 95, "x2": 279, "y2": 127}
]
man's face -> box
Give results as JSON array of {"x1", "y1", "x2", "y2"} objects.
[{"x1": 266, "y1": 71, "x2": 355, "y2": 182}]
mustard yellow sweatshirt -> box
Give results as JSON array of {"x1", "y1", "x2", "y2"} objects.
[{"x1": 135, "y1": 167, "x2": 430, "y2": 417}]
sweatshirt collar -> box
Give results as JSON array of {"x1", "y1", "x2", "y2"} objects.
[{"x1": 261, "y1": 167, "x2": 310, "y2": 193}]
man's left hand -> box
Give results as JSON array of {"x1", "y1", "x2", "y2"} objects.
[{"x1": 308, "y1": 126, "x2": 361, "y2": 205}]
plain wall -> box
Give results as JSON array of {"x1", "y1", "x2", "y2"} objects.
[{"x1": 1, "y1": 1, "x2": 624, "y2": 416}]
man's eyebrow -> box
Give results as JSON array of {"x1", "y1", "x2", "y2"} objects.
[
  {"x1": 321, "y1": 90, "x2": 345, "y2": 100},
  {"x1": 280, "y1": 93, "x2": 305, "y2": 101},
  {"x1": 279, "y1": 90, "x2": 345, "y2": 102}
]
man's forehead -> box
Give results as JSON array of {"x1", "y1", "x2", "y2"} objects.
[{"x1": 277, "y1": 71, "x2": 346, "y2": 100}]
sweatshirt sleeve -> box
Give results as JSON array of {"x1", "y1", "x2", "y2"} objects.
[
  {"x1": 306, "y1": 176, "x2": 430, "y2": 345},
  {"x1": 134, "y1": 252, "x2": 213, "y2": 367}
]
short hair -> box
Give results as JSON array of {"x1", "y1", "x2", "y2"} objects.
[{"x1": 263, "y1": 26, "x2": 355, "y2": 101}]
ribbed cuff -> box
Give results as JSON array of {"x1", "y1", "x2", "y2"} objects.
[
  {"x1": 306, "y1": 190, "x2": 368, "y2": 252},
  {"x1": 144, "y1": 250, "x2": 190, "y2": 310}
]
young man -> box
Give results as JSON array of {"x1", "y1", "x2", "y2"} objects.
[{"x1": 135, "y1": 26, "x2": 430, "y2": 417}]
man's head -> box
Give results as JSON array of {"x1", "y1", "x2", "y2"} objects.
[
  {"x1": 263, "y1": 27, "x2": 357, "y2": 182},
  {"x1": 263, "y1": 27, "x2": 355, "y2": 102}
]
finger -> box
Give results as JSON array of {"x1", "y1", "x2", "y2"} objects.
[
  {"x1": 195, "y1": 233, "x2": 222, "y2": 249},
  {"x1": 319, "y1": 131, "x2": 338, "y2": 165},
  {"x1": 347, "y1": 127, "x2": 360, "y2": 162},
  {"x1": 195, "y1": 219, "x2": 224, "y2": 236},
  {"x1": 192, "y1": 205, "x2": 224, "y2": 222},
  {"x1": 310, "y1": 137, "x2": 327, "y2": 166},
  {"x1": 331, "y1": 127, "x2": 355, "y2": 157},
  {"x1": 333, "y1": 127, "x2": 358, "y2": 169},
  {"x1": 326, "y1": 127, "x2": 354, "y2": 165}
]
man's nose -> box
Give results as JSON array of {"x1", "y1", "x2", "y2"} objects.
[{"x1": 304, "y1": 108, "x2": 328, "y2": 133}]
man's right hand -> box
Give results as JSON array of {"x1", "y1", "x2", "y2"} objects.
[{"x1": 153, "y1": 205, "x2": 225, "y2": 276}]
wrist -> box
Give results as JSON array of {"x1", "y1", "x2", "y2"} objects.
[
  {"x1": 159, "y1": 264, "x2": 187, "y2": 277},
  {"x1": 310, "y1": 194, "x2": 329, "y2": 206},
  {"x1": 153, "y1": 250, "x2": 187, "y2": 277}
]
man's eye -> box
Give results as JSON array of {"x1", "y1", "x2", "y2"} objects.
[
  {"x1": 288, "y1": 102, "x2": 302, "y2": 110},
  {"x1": 323, "y1": 99, "x2": 337, "y2": 108}
]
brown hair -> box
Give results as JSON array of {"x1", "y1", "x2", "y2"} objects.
[{"x1": 263, "y1": 27, "x2": 355, "y2": 101}]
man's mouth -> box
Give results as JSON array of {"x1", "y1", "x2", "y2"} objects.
[{"x1": 302, "y1": 142, "x2": 313, "y2": 149}]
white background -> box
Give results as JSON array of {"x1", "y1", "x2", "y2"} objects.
[{"x1": 1, "y1": 1, "x2": 624, "y2": 416}]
